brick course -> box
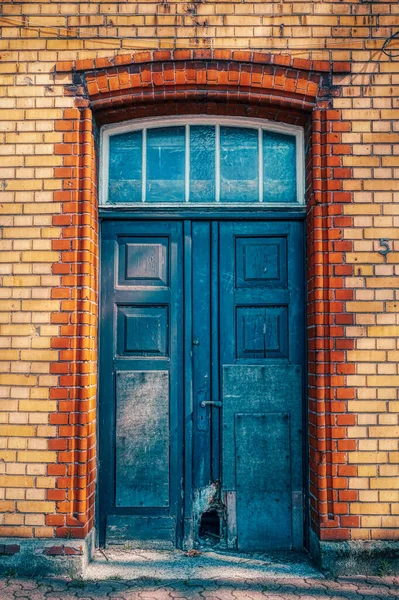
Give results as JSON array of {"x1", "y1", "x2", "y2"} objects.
[{"x1": 0, "y1": 0, "x2": 398, "y2": 549}]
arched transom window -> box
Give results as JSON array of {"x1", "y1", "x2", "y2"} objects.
[{"x1": 100, "y1": 117, "x2": 304, "y2": 206}]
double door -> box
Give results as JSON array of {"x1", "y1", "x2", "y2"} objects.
[{"x1": 99, "y1": 219, "x2": 304, "y2": 551}]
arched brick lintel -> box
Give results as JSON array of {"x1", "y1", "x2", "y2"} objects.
[{"x1": 82, "y1": 58, "x2": 323, "y2": 119}]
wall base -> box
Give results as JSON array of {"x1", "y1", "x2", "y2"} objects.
[
  {"x1": 310, "y1": 529, "x2": 399, "y2": 576},
  {"x1": 0, "y1": 529, "x2": 95, "y2": 578}
]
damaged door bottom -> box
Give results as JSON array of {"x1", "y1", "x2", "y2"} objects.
[{"x1": 191, "y1": 483, "x2": 237, "y2": 551}]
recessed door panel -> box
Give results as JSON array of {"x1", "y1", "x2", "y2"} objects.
[
  {"x1": 235, "y1": 413, "x2": 292, "y2": 551},
  {"x1": 115, "y1": 370, "x2": 170, "y2": 508}
]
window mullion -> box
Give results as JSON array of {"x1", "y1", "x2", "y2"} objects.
[
  {"x1": 185, "y1": 124, "x2": 190, "y2": 202},
  {"x1": 215, "y1": 124, "x2": 220, "y2": 202},
  {"x1": 142, "y1": 127, "x2": 147, "y2": 203},
  {"x1": 259, "y1": 128, "x2": 263, "y2": 203}
]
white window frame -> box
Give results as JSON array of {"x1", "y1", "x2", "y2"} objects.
[{"x1": 100, "y1": 115, "x2": 305, "y2": 207}]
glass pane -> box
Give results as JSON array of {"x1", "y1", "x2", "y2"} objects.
[
  {"x1": 263, "y1": 131, "x2": 297, "y2": 203},
  {"x1": 108, "y1": 131, "x2": 142, "y2": 203},
  {"x1": 146, "y1": 126, "x2": 185, "y2": 202},
  {"x1": 220, "y1": 127, "x2": 259, "y2": 202},
  {"x1": 190, "y1": 125, "x2": 216, "y2": 203}
]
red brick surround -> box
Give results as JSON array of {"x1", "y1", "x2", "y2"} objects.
[{"x1": 50, "y1": 51, "x2": 354, "y2": 541}]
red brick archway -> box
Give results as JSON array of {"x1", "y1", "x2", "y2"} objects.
[{"x1": 50, "y1": 50, "x2": 354, "y2": 544}]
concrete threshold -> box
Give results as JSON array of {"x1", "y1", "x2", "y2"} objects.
[{"x1": 85, "y1": 548, "x2": 323, "y2": 581}]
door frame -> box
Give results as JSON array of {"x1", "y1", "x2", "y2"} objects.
[{"x1": 97, "y1": 208, "x2": 308, "y2": 550}]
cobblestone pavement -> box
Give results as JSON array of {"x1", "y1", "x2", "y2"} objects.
[{"x1": 0, "y1": 574, "x2": 398, "y2": 600}]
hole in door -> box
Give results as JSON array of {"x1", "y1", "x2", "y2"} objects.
[{"x1": 199, "y1": 509, "x2": 221, "y2": 543}]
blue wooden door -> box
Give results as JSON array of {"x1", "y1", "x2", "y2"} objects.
[
  {"x1": 99, "y1": 220, "x2": 184, "y2": 547},
  {"x1": 99, "y1": 219, "x2": 304, "y2": 551},
  {"x1": 219, "y1": 221, "x2": 304, "y2": 551}
]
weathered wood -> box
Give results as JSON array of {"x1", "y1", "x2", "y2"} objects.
[
  {"x1": 225, "y1": 491, "x2": 237, "y2": 550},
  {"x1": 222, "y1": 364, "x2": 302, "y2": 492},
  {"x1": 235, "y1": 413, "x2": 292, "y2": 551},
  {"x1": 115, "y1": 370, "x2": 170, "y2": 508},
  {"x1": 107, "y1": 515, "x2": 175, "y2": 549}
]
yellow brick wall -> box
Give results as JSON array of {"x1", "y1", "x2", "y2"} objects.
[{"x1": 0, "y1": 0, "x2": 399, "y2": 540}]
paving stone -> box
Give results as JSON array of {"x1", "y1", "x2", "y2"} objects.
[{"x1": 0, "y1": 574, "x2": 398, "y2": 600}]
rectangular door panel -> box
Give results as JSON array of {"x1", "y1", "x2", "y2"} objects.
[
  {"x1": 222, "y1": 364, "x2": 302, "y2": 492},
  {"x1": 115, "y1": 370, "x2": 169, "y2": 508},
  {"x1": 235, "y1": 413, "x2": 292, "y2": 551},
  {"x1": 106, "y1": 516, "x2": 175, "y2": 548}
]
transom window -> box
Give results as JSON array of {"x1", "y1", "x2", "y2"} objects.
[{"x1": 100, "y1": 117, "x2": 304, "y2": 206}]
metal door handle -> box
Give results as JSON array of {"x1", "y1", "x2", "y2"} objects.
[{"x1": 200, "y1": 400, "x2": 222, "y2": 408}]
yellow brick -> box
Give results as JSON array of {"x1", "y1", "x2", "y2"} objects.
[
  {"x1": 36, "y1": 477, "x2": 56, "y2": 488},
  {"x1": 364, "y1": 228, "x2": 398, "y2": 239},
  {"x1": 16, "y1": 501, "x2": 55, "y2": 513},
  {"x1": 368, "y1": 326, "x2": 399, "y2": 337},
  {"x1": 24, "y1": 203, "x2": 61, "y2": 215},
  {"x1": 17, "y1": 451, "x2": 56, "y2": 463},
  {"x1": 358, "y1": 466, "x2": 377, "y2": 477},
  {"x1": 33, "y1": 526, "x2": 54, "y2": 538},
  {"x1": 366, "y1": 277, "x2": 399, "y2": 289},
  {"x1": 348, "y1": 401, "x2": 387, "y2": 413},
  {"x1": 380, "y1": 491, "x2": 399, "y2": 502},
  {"x1": 21, "y1": 251, "x2": 59, "y2": 263},
  {"x1": 382, "y1": 516, "x2": 399, "y2": 528},
  {"x1": 2, "y1": 276, "x2": 41, "y2": 287},
  {"x1": 348, "y1": 452, "x2": 387, "y2": 464},
  {"x1": 343, "y1": 156, "x2": 380, "y2": 167},
  {"x1": 0, "y1": 300, "x2": 21, "y2": 311},
  {"x1": 0, "y1": 109, "x2": 25, "y2": 120},
  {"x1": 26, "y1": 156, "x2": 62, "y2": 167},
  {"x1": 368, "y1": 377, "x2": 399, "y2": 387},
  {"x1": 346, "y1": 301, "x2": 384, "y2": 312},
  {"x1": 0, "y1": 324, "x2": 35, "y2": 337},
  {"x1": 3, "y1": 228, "x2": 41, "y2": 239},
  {"x1": 0, "y1": 157, "x2": 24, "y2": 167},
  {"x1": 5, "y1": 180, "x2": 42, "y2": 191},
  {"x1": 0, "y1": 475, "x2": 34, "y2": 487},
  {"x1": 0, "y1": 374, "x2": 37, "y2": 386},
  {"x1": 25, "y1": 109, "x2": 63, "y2": 120},
  {"x1": 0, "y1": 252, "x2": 20, "y2": 263},
  {"x1": 380, "y1": 465, "x2": 399, "y2": 476},
  {"x1": 350, "y1": 503, "x2": 390, "y2": 514},
  {"x1": 20, "y1": 350, "x2": 58, "y2": 361},
  {"x1": 351, "y1": 530, "x2": 370, "y2": 540},
  {"x1": 0, "y1": 425, "x2": 35, "y2": 437},
  {"x1": 361, "y1": 516, "x2": 382, "y2": 527},
  {"x1": 21, "y1": 300, "x2": 60, "y2": 311},
  {"x1": 346, "y1": 252, "x2": 383, "y2": 264},
  {"x1": 0, "y1": 526, "x2": 32, "y2": 537},
  {"x1": 370, "y1": 478, "x2": 399, "y2": 489},
  {"x1": 0, "y1": 350, "x2": 18, "y2": 360},
  {"x1": 0, "y1": 451, "x2": 17, "y2": 461}
]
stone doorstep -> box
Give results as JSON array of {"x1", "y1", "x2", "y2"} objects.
[
  {"x1": 85, "y1": 547, "x2": 322, "y2": 581},
  {"x1": 0, "y1": 532, "x2": 399, "y2": 579}
]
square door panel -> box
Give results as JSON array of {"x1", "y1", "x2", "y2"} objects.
[
  {"x1": 235, "y1": 237, "x2": 287, "y2": 288},
  {"x1": 118, "y1": 237, "x2": 169, "y2": 287},
  {"x1": 117, "y1": 306, "x2": 168, "y2": 357},
  {"x1": 236, "y1": 306, "x2": 288, "y2": 359}
]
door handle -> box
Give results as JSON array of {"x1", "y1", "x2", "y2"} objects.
[{"x1": 200, "y1": 400, "x2": 222, "y2": 408}]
